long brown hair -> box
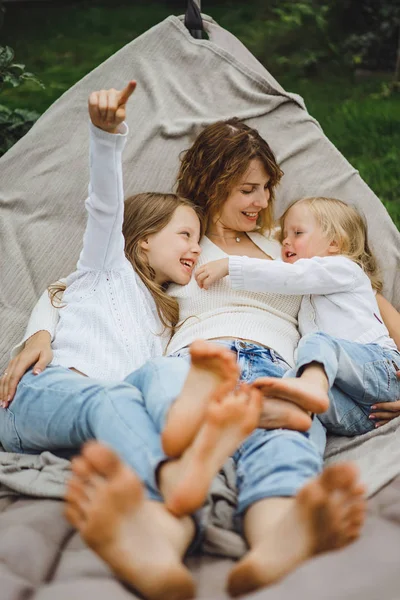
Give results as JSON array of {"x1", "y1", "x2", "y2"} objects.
[
  {"x1": 176, "y1": 117, "x2": 283, "y2": 233},
  {"x1": 49, "y1": 193, "x2": 204, "y2": 334},
  {"x1": 279, "y1": 197, "x2": 382, "y2": 291}
]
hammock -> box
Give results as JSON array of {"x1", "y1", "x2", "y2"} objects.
[
  {"x1": 1, "y1": 6, "x2": 399, "y2": 376},
  {"x1": 1, "y1": 5, "x2": 400, "y2": 598}
]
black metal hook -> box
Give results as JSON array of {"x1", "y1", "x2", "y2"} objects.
[{"x1": 184, "y1": 0, "x2": 203, "y2": 39}]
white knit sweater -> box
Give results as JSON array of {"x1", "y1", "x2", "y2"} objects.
[
  {"x1": 17, "y1": 123, "x2": 165, "y2": 380},
  {"x1": 167, "y1": 235, "x2": 301, "y2": 367}
]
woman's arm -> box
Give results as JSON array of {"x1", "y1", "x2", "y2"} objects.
[
  {"x1": 77, "y1": 82, "x2": 136, "y2": 273},
  {"x1": 376, "y1": 293, "x2": 400, "y2": 350},
  {"x1": 369, "y1": 293, "x2": 400, "y2": 427},
  {"x1": 0, "y1": 285, "x2": 62, "y2": 406}
]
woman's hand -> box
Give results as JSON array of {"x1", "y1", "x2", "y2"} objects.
[
  {"x1": 88, "y1": 80, "x2": 136, "y2": 134},
  {"x1": 0, "y1": 331, "x2": 53, "y2": 408},
  {"x1": 195, "y1": 258, "x2": 229, "y2": 290},
  {"x1": 370, "y1": 371, "x2": 400, "y2": 427}
]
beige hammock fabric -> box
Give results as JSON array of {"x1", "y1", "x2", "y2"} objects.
[{"x1": 0, "y1": 13, "x2": 400, "y2": 526}]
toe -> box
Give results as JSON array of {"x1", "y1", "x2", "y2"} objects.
[
  {"x1": 65, "y1": 478, "x2": 90, "y2": 507},
  {"x1": 320, "y1": 463, "x2": 359, "y2": 492},
  {"x1": 350, "y1": 482, "x2": 367, "y2": 498},
  {"x1": 82, "y1": 442, "x2": 122, "y2": 478},
  {"x1": 64, "y1": 502, "x2": 85, "y2": 529},
  {"x1": 71, "y1": 455, "x2": 93, "y2": 480}
]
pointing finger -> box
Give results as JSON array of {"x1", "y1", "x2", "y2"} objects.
[{"x1": 118, "y1": 80, "x2": 137, "y2": 106}]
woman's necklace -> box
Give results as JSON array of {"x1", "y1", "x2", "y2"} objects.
[{"x1": 208, "y1": 232, "x2": 242, "y2": 243}]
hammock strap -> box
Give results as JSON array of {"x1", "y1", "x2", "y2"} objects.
[{"x1": 184, "y1": 0, "x2": 203, "y2": 39}]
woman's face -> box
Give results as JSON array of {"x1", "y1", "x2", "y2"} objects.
[{"x1": 212, "y1": 159, "x2": 270, "y2": 233}]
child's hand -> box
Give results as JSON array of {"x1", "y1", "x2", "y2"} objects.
[
  {"x1": 195, "y1": 258, "x2": 229, "y2": 289},
  {"x1": 88, "y1": 80, "x2": 136, "y2": 134}
]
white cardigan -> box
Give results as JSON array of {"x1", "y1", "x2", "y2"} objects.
[
  {"x1": 13, "y1": 123, "x2": 164, "y2": 380},
  {"x1": 229, "y1": 255, "x2": 397, "y2": 350}
]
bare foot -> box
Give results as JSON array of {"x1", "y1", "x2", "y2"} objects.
[
  {"x1": 65, "y1": 442, "x2": 196, "y2": 600},
  {"x1": 259, "y1": 397, "x2": 312, "y2": 431},
  {"x1": 253, "y1": 376, "x2": 329, "y2": 414},
  {"x1": 227, "y1": 463, "x2": 366, "y2": 597},
  {"x1": 162, "y1": 340, "x2": 240, "y2": 458},
  {"x1": 160, "y1": 385, "x2": 262, "y2": 517}
]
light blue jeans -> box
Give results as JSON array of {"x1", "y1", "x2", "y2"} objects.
[
  {"x1": 0, "y1": 357, "x2": 190, "y2": 502},
  {"x1": 0, "y1": 342, "x2": 323, "y2": 520},
  {"x1": 172, "y1": 339, "x2": 323, "y2": 516},
  {"x1": 289, "y1": 332, "x2": 400, "y2": 436}
]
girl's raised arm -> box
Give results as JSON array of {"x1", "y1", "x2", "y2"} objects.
[{"x1": 77, "y1": 82, "x2": 136, "y2": 273}]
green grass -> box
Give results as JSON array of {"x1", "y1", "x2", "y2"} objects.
[{"x1": 1, "y1": 0, "x2": 399, "y2": 228}]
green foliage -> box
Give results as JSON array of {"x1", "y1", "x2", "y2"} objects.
[
  {"x1": 0, "y1": 1, "x2": 398, "y2": 227},
  {"x1": 328, "y1": 0, "x2": 400, "y2": 71},
  {"x1": 0, "y1": 45, "x2": 44, "y2": 89},
  {"x1": 0, "y1": 44, "x2": 42, "y2": 155},
  {"x1": 0, "y1": 0, "x2": 44, "y2": 155},
  {"x1": 217, "y1": 0, "x2": 399, "y2": 76},
  {"x1": 0, "y1": 17, "x2": 44, "y2": 154},
  {"x1": 0, "y1": 104, "x2": 38, "y2": 155}
]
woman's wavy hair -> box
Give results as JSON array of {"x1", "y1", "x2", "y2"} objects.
[
  {"x1": 279, "y1": 197, "x2": 382, "y2": 291},
  {"x1": 176, "y1": 118, "x2": 283, "y2": 234},
  {"x1": 49, "y1": 193, "x2": 204, "y2": 335}
]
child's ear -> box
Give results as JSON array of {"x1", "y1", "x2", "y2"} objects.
[
  {"x1": 328, "y1": 238, "x2": 340, "y2": 255},
  {"x1": 139, "y1": 238, "x2": 149, "y2": 251}
]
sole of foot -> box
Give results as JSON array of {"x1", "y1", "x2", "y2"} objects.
[
  {"x1": 253, "y1": 376, "x2": 329, "y2": 414},
  {"x1": 162, "y1": 340, "x2": 240, "y2": 458},
  {"x1": 227, "y1": 462, "x2": 366, "y2": 597},
  {"x1": 258, "y1": 396, "x2": 312, "y2": 431},
  {"x1": 65, "y1": 442, "x2": 195, "y2": 600},
  {"x1": 162, "y1": 384, "x2": 262, "y2": 517}
]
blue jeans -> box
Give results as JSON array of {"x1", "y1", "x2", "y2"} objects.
[
  {"x1": 290, "y1": 332, "x2": 400, "y2": 436},
  {"x1": 172, "y1": 339, "x2": 323, "y2": 515},
  {"x1": 0, "y1": 357, "x2": 190, "y2": 502}
]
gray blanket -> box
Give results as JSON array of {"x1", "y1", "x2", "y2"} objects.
[{"x1": 2, "y1": 414, "x2": 400, "y2": 560}]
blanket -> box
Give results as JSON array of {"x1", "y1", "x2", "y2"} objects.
[{"x1": 2, "y1": 414, "x2": 400, "y2": 559}]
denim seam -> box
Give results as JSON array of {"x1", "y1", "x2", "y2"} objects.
[
  {"x1": 18, "y1": 377, "x2": 97, "y2": 396},
  {"x1": 108, "y1": 391, "x2": 163, "y2": 453},
  {"x1": 3, "y1": 409, "x2": 23, "y2": 452},
  {"x1": 237, "y1": 485, "x2": 309, "y2": 514},
  {"x1": 362, "y1": 360, "x2": 390, "y2": 402}
]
